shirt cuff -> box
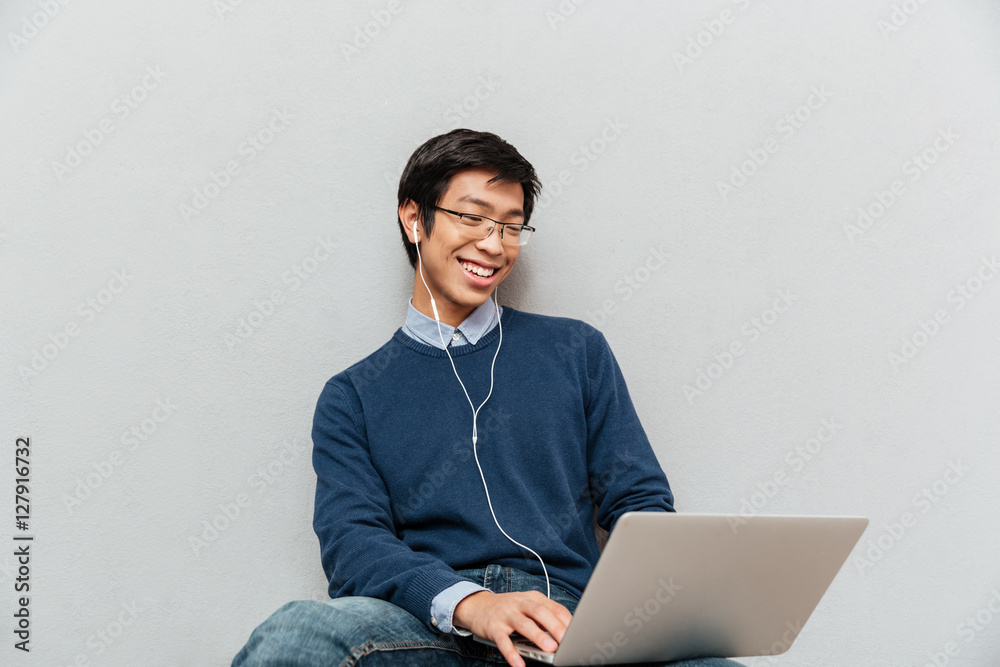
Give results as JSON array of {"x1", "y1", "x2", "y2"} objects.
[{"x1": 430, "y1": 580, "x2": 488, "y2": 635}]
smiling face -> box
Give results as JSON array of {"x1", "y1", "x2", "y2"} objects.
[{"x1": 399, "y1": 168, "x2": 525, "y2": 328}]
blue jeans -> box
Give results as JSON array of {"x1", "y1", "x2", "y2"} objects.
[{"x1": 232, "y1": 564, "x2": 746, "y2": 666}]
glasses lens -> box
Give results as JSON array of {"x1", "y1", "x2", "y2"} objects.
[
  {"x1": 503, "y1": 225, "x2": 530, "y2": 246},
  {"x1": 450, "y1": 211, "x2": 531, "y2": 246},
  {"x1": 455, "y1": 215, "x2": 489, "y2": 235}
]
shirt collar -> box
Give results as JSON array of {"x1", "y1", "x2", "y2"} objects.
[{"x1": 402, "y1": 296, "x2": 502, "y2": 350}]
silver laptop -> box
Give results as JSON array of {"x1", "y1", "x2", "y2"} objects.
[{"x1": 474, "y1": 512, "x2": 867, "y2": 665}]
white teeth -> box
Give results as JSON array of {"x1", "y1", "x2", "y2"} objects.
[{"x1": 461, "y1": 262, "x2": 495, "y2": 278}]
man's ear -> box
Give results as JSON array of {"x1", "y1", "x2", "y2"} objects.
[{"x1": 399, "y1": 199, "x2": 421, "y2": 244}]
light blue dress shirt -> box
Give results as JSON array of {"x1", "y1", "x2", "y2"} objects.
[
  {"x1": 400, "y1": 296, "x2": 503, "y2": 635},
  {"x1": 401, "y1": 296, "x2": 503, "y2": 350}
]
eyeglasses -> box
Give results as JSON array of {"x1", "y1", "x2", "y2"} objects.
[{"x1": 432, "y1": 206, "x2": 535, "y2": 247}]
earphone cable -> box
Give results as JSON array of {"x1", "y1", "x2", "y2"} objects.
[{"x1": 413, "y1": 225, "x2": 551, "y2": 599}]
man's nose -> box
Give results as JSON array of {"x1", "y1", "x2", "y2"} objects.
[{"x1": 476, "y1": 225, "x2": 505, "y2": 254}]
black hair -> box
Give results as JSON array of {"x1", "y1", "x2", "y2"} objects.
[{"x1": 396, "y1": 129, "x2": 541, "y2": 270}]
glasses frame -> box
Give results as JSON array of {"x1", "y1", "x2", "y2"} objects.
[{"x1": 432, "y1": 206, "x2": 535, "y2": 246}]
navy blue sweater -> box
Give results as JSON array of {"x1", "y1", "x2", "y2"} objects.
[{"x1": 311, "y1": 306, "x2": 675, "y2": 631}]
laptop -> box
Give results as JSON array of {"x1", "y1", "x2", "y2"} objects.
[{"x1": 473, "y1": 512, "x2": 868, "y2": 665}]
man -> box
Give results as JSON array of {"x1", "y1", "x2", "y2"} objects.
[{"x1": 232, "y1": 129, "x2": 743, "y2": 667}]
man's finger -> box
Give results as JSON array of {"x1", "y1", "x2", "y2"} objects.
[
  {"x1": 523, "y1": 597, "x2": 573, "y2": 643},
  {"x1": 520, "y1": 607, "x2": 562, "y2": 649},
  {"x1": 553, "y1": 602, "x2": 574, "y2": 628},
  {"x1": 510, "y1": 615, "x2": 557, "y2": 653},
  {"x1": 533, "y1": 595, "x2": 573, "y2": 622},
  {"x1": 493, "y1": 632, "x2": 525, "y2": 667}
]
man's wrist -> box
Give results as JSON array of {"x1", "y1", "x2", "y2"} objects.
[
  {"x1": 452, "y1": 589, "x2": 493, "y2": 633},
  {"x1": 431, "y1": 581, "x2": 488, "y2": 635}
]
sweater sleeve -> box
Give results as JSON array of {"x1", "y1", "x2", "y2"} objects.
[
  {"x1": 311, "y1": 378, "x2": 469, "y2": 631},
  {"x1": 584, "y1": 329, "x2": 676, "y2": 532}
]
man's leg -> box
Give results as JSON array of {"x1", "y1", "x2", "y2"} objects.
[
  {"x1": 232, "y1": 567, "x2": 747, "y2": 666},
  {"x1": 232, "y1": 595, "x2": 505, "y2": 666}
]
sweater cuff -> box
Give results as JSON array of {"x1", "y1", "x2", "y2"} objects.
[
  {"x1": 402, "y1": 568, "x2": 471, "y2": 631},
  {"x1": 430, "y1": 581, "x2": 489, "y2": 635}
]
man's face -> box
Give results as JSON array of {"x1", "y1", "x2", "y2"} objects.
[{"x1": 401, "y1": 168, "x2": 525, "y2": 326}]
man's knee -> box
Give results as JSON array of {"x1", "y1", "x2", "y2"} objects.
[
  {"x1": 279, "y1": 597, "x2": 400, "y2": 639},
  {"x1": 233, "y1": 599, "x2": 367, "y2": 666},
  {"x1": 272, "y1": 596, "x2": 426, "y2": 645},
  {"x1": 234, "y1": 597, "x2": 448, "y2": 666},
  {"x1": 326, "y1": 595, "x2": 434, "y2": 640}
]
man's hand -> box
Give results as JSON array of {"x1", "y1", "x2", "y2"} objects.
[{"x1": 453, "y1": 589, "x2": 573, "y2": 667}]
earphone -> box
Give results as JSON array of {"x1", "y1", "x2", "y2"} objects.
[{"x1": 412, "y1": 219, "x2": 551, "y2": 599}]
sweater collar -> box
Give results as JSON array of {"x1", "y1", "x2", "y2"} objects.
[
  {"x1": 402, "y1": 296, "x2": 502, "y2": 350},
  {"x1": 395, "y1": 304, "x2": 514, "y2": 358}
]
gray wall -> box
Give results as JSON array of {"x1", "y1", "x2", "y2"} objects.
[{"x1": 2, "y1": 1, "x2": 999, "y2": 665}]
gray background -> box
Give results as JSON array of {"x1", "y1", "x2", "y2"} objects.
[{"x1": 2, "y1": 1, "x2": 999, "y2": 665}]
